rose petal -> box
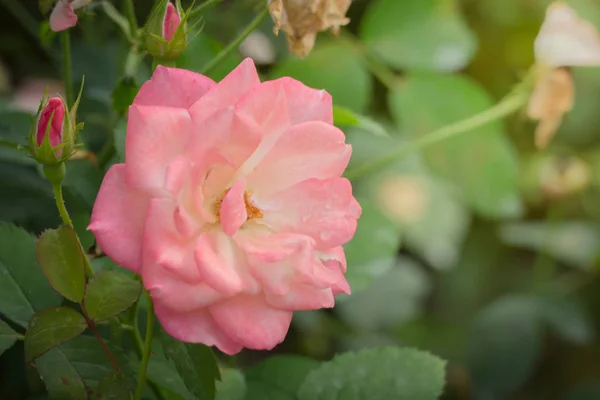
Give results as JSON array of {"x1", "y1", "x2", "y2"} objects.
[
  {"x1": 89, "y1": 165, "x2": 148, "y2": 272},
  {"x1": 260, "y1": 178, "x2": 361, "y2": 249},
  {"x1": 253, "y1": 77, "x2": 333, "y2": 125},
  {"x1": 145, "y1": 261, "x2": 222, "y2": 312},
  {"x1": 126, "y1": 105, "x2": 192, "y2": 192},
  {"x1": 186, "y1": 107, "x2": 261, "y2": 171},
  {"x1": 247, "y1": 121, "x2": 351, "y2": 195},
  {"x1": 195, "y1": 230, "x2": 257, "y2": 296},
  {"x1": 143, "y1": 198, "x2": 200, "y2": 282},
  {"x1": 219, "y1": 178, "x2": 248, "y2": 237},
  {"x1": 134, "y1": 66, "x2": 216, "y2": 109},
  {"x1": 210, "y1": 294, "x2": 292, "y2": 350},
  {"x1": 264, "y1": 284, "x2": 334, "y2": 310},
  {"x1": 188, "y1": 58, "x2": 261, "y2": 124},
  {"x1": 155, "y1": 303, "x2": 243, "y2": 355}
]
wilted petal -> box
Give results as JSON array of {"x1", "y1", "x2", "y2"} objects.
[{"x1": 535, "y1": 2, "x2": 600, "y2": 67}]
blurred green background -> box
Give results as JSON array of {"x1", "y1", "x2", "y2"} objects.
[{"x1": 3, "y1": 0, "x2": 600, "y2": 399}]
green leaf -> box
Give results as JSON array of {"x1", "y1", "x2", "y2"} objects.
[
  {"x1": 216, "y1": 368, "x2": 246, "y2": 400},
  {"x1": 0, "y1": 223, "x2": 62, "y2": 327},
  {"x1": 36, "y1": 335, "x2": 135, "y2": 398},
  {"x1": 97, "y1": 372, "x2": 132, "y2": 400},
  {"x1": 25, "y1": 307, "x2": 87, "y2": 363},
  {"x1": 160, "y1": 328, "x2": 221, "y2": 400},
  {"x1": 343, "y1": 200, "x2": 400, "y2": 291},
  {"x1": 64, "y1": 158, "x2": 103, "y2": 209},
  {"x1": 244, "y1": 355, "x2": 319, "y2": 400},
  {"x1": 360, "y1": 0, "x2": 477, "y2": 72},
  {"x1": 0, "y1": 319, "x2": 20, "y2": 356},
  {"x1": 147, "y1": 358, "x2": 194, "y2": 400},
  {"x1": 84, "y1": 270, "x2": 142, "y2": 322},
  {"x1": 270, "y1": 40, "x2": 372, "y2": 113},
  {"x1": 35, "y1": 346, "x2": 88, "y2": 400},
  {"x1": 72, "y1": 212, "x2": 95, "y2": 251},
  {"x1": 297, "y1": 347, "x2": 446, "y2": 400},
  {"x1": 112, "y1": 77, "x2": 140, "y2": 114},
  {"x1": 499, "y1": 221, "x2": 600, "y2": 269},
  {"x1": 36, "y1": 226, "x2": 86, "y2": 303},
  {"x1": 388, "y1": 73, "x2": 522, "y2": 218},
  {"x1": 467, "y1": 295, "x2": 542, "y2": 397},
  {"x1": 333, "y1": 105, "x2": 388, "y2": 137}
]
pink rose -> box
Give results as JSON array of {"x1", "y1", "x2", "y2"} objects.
[{"x1": 89, "y1": 59, "x2": 361, "y2": 354}]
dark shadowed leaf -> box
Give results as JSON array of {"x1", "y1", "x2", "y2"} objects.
[
  {"x1": 97, "y1": 371, "x2": 132, "y2": 400},
  {"x1": 0, "y1": 223, "x2": 62, "y2": 327},
  {"x1": 112, "y1": 77, "x2": 140, "y2": 114},
  {"x1": 35, "y1": 346, "x2": 87, "y2": 400},
  {"x1": 467, "y1": 295, "x2": 542, "y2": 397},
  {"x1": 36, "y1": 335, "x2": 134, "y2": 398},
  {"x1": 161, "y1": 328, "x2": 221, "y2": 400},
  {"x1": 0, "y1": 319, "x2": 20, "y2": 356},
  {"x1": 25, "y1": 307, "x2": 87, "y2": 363},
  {"x1": 36, "y1": 226, "x2": 86, "y2": 303},
  {"x1": 84, "y1": 270, "x2": 142, "y2": 322},
  {"x1": 147, "y1": 357, "x2": 194, "y2": 400}
]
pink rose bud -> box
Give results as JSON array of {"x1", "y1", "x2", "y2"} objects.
[
  {"x1": 29, "y1": 88, "x2": 82, "y2": 166},
  {"x1": 145, "y1": 0, "x2": 187, "y2": 62},
  {"x1": 89, "y1": 59, "x2": 362, "y2": 355},
  {"x1": 36, "y1": 97, "x2": 65, "y2": 148},
  {"x1": 49, "y1": 0, "x2": 91, "y2": 32},
  {"x1": 163, "y1": 2, "x2": 181, "y2": 42}
]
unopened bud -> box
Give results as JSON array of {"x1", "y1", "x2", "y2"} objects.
[
  {"x1": 36, "y1": 97, "x2": 66, "y2": 151},
  {"x1": 145, "y1": 0, "x2": 187, "y2": 62},
  {"x1": 29, "y1": 81, "x2": 84, "y2": 165}
]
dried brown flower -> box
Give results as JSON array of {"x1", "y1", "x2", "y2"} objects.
[
  {"x1": 527, "y1": 67, "x2": 574, "y2": 149},
  {"x1": 268, "y1": 0, "x2": 352, "y2": 57}
]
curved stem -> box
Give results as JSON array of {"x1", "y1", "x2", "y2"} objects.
[
  {"x1": 190, "y1": 0, "x2": 222, "y2": 18},
  {"x1": 200, "y1": 6, "x2": 269, "y2": 75},
  {"x1": 52, "y1": 183, "x2": 74, "y2": 228},
  {"x1": 61, "y1": 31, "x2": 74, "y2": 108},
  {"x1": 345, "y1": 91, "x2": 529, "y2": 180},
  {"x1": 134, "y1": 291, "x2": 154, "y2": 400},
  {"x1": 52, "y1": 183, "x2": 95, "y2": 278}
]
